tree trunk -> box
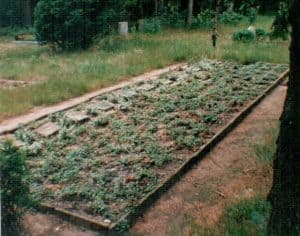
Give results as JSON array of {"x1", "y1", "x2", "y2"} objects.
[
  {"x1": 267, "y1": 0, "x2": 300, "y2": 235},
  {"x1": 187, "y1": 0, "x2": 194, "y2": 28},
  {"x1": 160, "y1": 0, "x2": 164, "y2": 15},
  {"x1": 215, "y1": 0, "x2": 221, "y2": 29},
  {"x1": 23, "y1": 0, "x2": 32, "y2": 26},
  {"x1": 155, "y1": 0, "x2": 158, "y2": 17}
]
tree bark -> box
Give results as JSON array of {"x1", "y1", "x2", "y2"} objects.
[
  {"x1": 215, "y1": 0, "x2": 221, "y2": 29},
  {"x1": 187, "y1": 0, "x2": 194, "y2": 28},
  {"x1": 23, "y1": 0, "x2": 32, "y2": 26},
  {"x1": 267, "y1": 0, "x2": 300, "y2": 235}
]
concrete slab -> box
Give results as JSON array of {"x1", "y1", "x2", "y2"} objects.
[
  {"x1": 66, "y1": 111, "x2": 90, "y2": 123},
  {"x1": 97, "y1": 100, "x2": 115, "y2": 111},
  {"x1": 118, "y1": 89, "x2": 137, "y2": 98},
  {"x1": 35, "y1": 122, "x2": 60, "y2": 137},
  {"x1": 139, "y1": 84, "x2": 155, "y2": 91}
]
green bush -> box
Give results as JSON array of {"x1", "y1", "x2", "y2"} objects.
[
  {"x1": 34, "y1": 0, "x2": 124, "y2": 50},
  {"x1": 143, "y1": 18, "x2": 161, "y2": 34},
  {"x1": 192, "y1": 9, "x2": 215, "y2": 29},
  {"x1": 0, "y1": 27, "x2": 34, "y2": 37},
  {"x1": 232, "y1": 29, "x2": 255, "y2": 42},
  {"x1": 0, "y1": 141, "x2": 31, "y2": 235},
  {"x1": 256, "y1": 28, "x2": 268, "y2": 40},
  {"x1": 161, "y1": 5, "x2": 185, "y2": 28},
  {"x1": 34, "y1": 0, "x2": 102, "y2": 50},
  {"x1": 0, "y1": 0, "x2": 23, "y2": 27},
  {"x1": 220, "y1": 11, "x2": 243, "y2": 26}
]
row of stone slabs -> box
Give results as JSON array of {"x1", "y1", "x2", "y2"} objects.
[
  {"x1": 1, "y1": 81, "x2": 161, "y2": 147},
  {"x1": 1, "y1": 63, "x2": 199, "y2": 148}
]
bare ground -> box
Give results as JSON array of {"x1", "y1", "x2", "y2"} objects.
[{"x1": 22, "y1": 83, "x2": 287, "y2": 236}]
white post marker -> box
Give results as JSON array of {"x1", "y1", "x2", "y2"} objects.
[{"x1": 118, "y1": 22, "x2": 128, "y2": 35}]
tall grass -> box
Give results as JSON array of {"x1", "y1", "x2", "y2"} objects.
[{"x1": 0, "y1": 16, "x2": 289, "y2": 121}]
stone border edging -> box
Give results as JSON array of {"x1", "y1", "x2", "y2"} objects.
[
  {"x1": 36, "y1": 69, "x2": 289, "y2": 233},
  {"x1": 0, "y1": 63, "x2": 186, "y2": 135}
]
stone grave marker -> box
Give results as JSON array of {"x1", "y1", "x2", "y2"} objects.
[
  {"x1": 161, "y1": 79, "x2": 173, "y2": 85},
  {"x1": 139, "y1": 84, "x2": 155, "y2": 91},
  {"x1": 97, "y1": 100, "x2": 115, "y2": 111},
  {"x1": 36, "y1": 122, "x2": 60, "y2": 137},
  {"x1": 66, "y1": 111, "x2": 90, "y2": 123},
  {"x1": 118, "y1": 22, "x2": 128, "y2": 35},
  {"x1": 118, "y1": 89, "x2": 137, "y2": 98}
]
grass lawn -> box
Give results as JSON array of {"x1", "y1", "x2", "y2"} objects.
[{"x1": 0, "y1": 15, "x2": 289, "y2": 121}]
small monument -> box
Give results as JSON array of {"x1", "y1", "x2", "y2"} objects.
[
  {"x1": 118, "y1": 22, "x2": 128, "y2": 36},
  {"x1": 248, "y1": 25, "x2": 256, "y2": 37}
]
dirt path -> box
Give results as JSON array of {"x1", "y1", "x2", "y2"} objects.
[
  {"x1": 23, "y1": 83, "x2": 287, "y2": 236},
  {"x1": 130, "y1": 83, "x2": 287, "y2": 235}
]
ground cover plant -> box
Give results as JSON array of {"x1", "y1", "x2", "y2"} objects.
[
  {"x1": 0, "y1": 59, "x2": 288, "y2": 226},
  {"x1": 0, "y1": 15, "x2": 289, "y2": 121}
]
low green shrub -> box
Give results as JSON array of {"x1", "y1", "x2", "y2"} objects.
[
  {"x1": 143, "y1": 18, "x2": 161, "y2": 34},
  {"x1": 0, "y1": 27, "x2": 34, "y2": 37},
  {"x1": 232, "y1": 29, "x2": 255, "y2": 42},
  {"x1": 34, "y1": 0, "x2": 123, "y2": 50},
  {"x1": 0, "y1": 141, "x2": 31, "y2": 235},
  {"x1": 192, "y1": 9, "x2": 215, "y2": 29},
  {"x1": 34, "y1": 0, "x2": 101, "y2": 50},
  {"x1": 256, "y1": 28, "x2": 268, "y2": 40},
  {"x1": 161, "y1": 5, "x2": 185, "y2": 28},
  {"x1": 220, "y1": 11, "x2": 243, "y2": 26}
]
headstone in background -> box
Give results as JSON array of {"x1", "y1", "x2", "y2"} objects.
[
  {"x1": 118, "y1": 22, "x2": 128, "y2": 35},
  {"x1": 248, "y1": 25, "x2": 256, "y2": 36}
]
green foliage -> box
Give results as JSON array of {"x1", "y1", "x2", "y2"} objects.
[
  {"x1": 34, "y1": 0, "x2": 100, "y2": 49},
  {"x1": 203, "y1": 113, "x2": 219, "y2": 124},
  {"x1": 143, "y1": 18, "x2": 161, "y2": 34},
  {"x1": 96, "y1": 8, "x2": 120, "y2": 36},
  {"x1": 220, "y1": 11, "x2": 243, "y2": 26},
  {"x1": 115, "y1": 219, "x2": 130, "y2": 232},
  {"x1": 145, "y1": 144, "x2": 170, "y2": 166},
  {"x1": 270, "y1": 1, "x2": 289, "y2": 40},
  {"x1": 222, "y1": 198, "x2": 270, "y2": 235},
  {"x1": 0, "y1": 27, "x2": 34, "y2": 37},
  {"x1": 161, "y1": 4, "x2": 185, "y2": 28},
  {"x1": 0, "y1": 0, "x2": 24, "y2": 27},
  {"x1": 255, "y1": 28, "x2": 268, "y2": 38},
  {"x1": 232, "y1": 29, "x2": 255, "y2": 42},
  {"x1": 248, "y1": 7, "x2": 258, "y2": 24},
  {"x1": 0, "y1": 141, "x2": 31, "y2": 235},
  {"x1": 94, "y1": 117, "x2": 109, "y2": 127},
  {"x1": 34, "y1": 0, "x2": 125, "y2": 50},
  {"x1": 192, "y1": 9, "x2": 215, "y2": 29}
]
